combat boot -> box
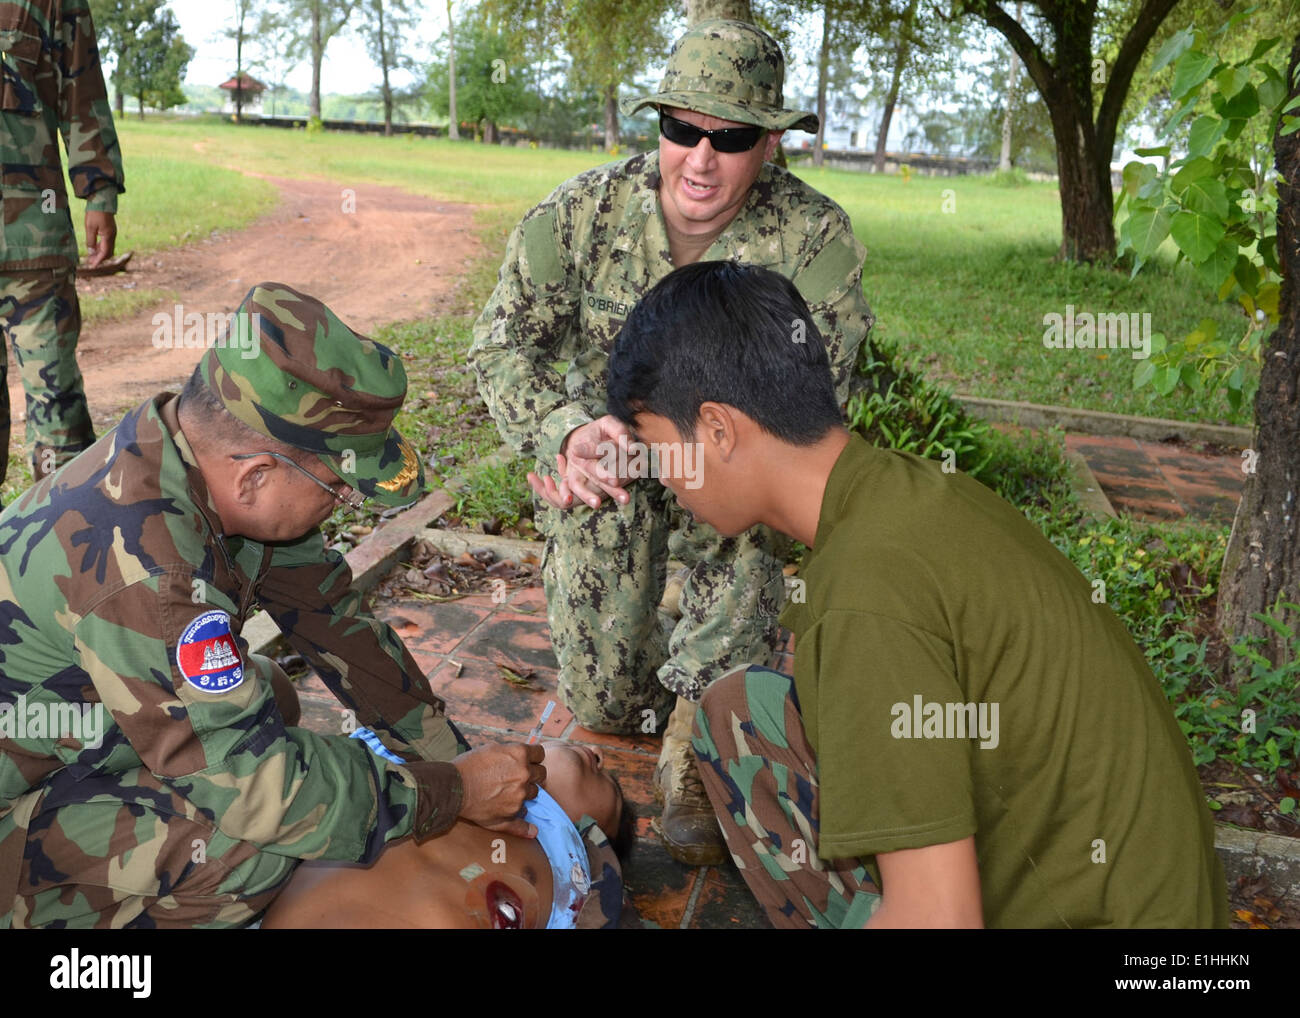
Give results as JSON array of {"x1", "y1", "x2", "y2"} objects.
[{"x1": 653, "y1": 696, "x2": 728, "y2": 866}]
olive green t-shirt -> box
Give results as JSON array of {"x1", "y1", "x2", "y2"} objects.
[{"x1": 781, "y1": 435, "x2": 1228, "y2": 928}]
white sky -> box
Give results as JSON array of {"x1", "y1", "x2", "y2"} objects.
[{"x1": 169, "y1": 0, "x2": 444, "y2": 95}]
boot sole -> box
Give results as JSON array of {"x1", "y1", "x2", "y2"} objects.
[{"x1": 651, "y1": 815, "x2": 730, "y2": 867}]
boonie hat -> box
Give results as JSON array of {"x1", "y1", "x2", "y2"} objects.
[
  {"x1": 620, "y1": 19, "x2": 818, "y2": 133},
  {"x1": 198, "y1": 282, "x2": 425, "y2": 508}
]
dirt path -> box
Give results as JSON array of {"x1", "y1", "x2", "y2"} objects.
[{"x1": 8, "y1": 176, "x2": 484, "y2": 428}]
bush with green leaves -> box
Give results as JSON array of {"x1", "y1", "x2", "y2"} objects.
[{"x1": 1117, "y1": 15, "x2": 1296, "y2": 412}]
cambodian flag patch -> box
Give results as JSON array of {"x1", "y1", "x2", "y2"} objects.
[{"x1": 176, "y1": 610, "x2": 245, "y2": 694}]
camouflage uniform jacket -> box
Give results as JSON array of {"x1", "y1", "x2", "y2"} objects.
[
  {"x1": 470, "y1": 149, "x2": 874, "y2": 466},
  {"x1": 0, "y1": 0, "x2": 123, "y2": 269},
  {"x1": 0, "y1": 395, "x2": 463, "y2": 925}
]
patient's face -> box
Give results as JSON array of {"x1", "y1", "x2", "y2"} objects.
[{"x1": 540, "y1": 741, "x2": 623, "y2": 836}]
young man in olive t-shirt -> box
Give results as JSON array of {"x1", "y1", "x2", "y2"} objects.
[{"x1": 603, "y1": 260, "x2": 1228, "y2": 929}]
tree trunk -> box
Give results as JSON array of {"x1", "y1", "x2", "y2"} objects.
[
  {"x1": 873, "y1": 0, "x2": 917, "y2": 173},
  {"x1": 447, "y1": 0, "x2": 459, "y2": 139},
  {"x1": 603, "y1": 83, "x2": 620, "y2": 151},
  {"x1": 235, "y1": 28, "x2": 244, "y2": 121},
  {"x1": 685, "y1": 0, "x2": 751, "y2": 22},
  {"x1": 1216, "y1": 35, "x2": 1300, "y2": 671},
  {"x1": 484, "y1": 119, "x2": 498, "y2": 144},
  {"x1": 1043, "y1": 78, "x2": 1114, "y2": 262},
  {"x1": 114, "y1": 77, "x2": 124, "y2": 117},
  {"x1": 813, "y1": 3, "x2": 831, "y2": 168},
  {"x1": 377, "y1": 0, "x2": 392, "y2": 135},
  {"x1": 310, "y1": 0, "x2": 323, "y2": 120},
  {"x1": 999, "y1": 0, "x2": 1022, "y2": 173},
  {"x1": 137, "y1": 91, "x2": 144, "y2": 120}
]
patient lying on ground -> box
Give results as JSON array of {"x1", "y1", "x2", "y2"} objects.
[{"x1": 262, "y1": 739, "x2": 627, "y2": 929}]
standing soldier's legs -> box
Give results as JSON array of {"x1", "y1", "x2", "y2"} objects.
[
  {"x1": 538, "y1": 478, "x2": 676, "y2": 734},
  {"x1": 693, "y1": 665, "x2": 882, "y2": 929},
  {"x1": 0, "y1": 267, "x2": 95, "y2": 484}
]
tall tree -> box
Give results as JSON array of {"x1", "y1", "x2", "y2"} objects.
[
  {"x1": 446, "y1": 0, "x2": 459, "y2": 139},
  {"x1": 89, "y1": 0, "x2": 157, "y2": 116},
  {"x1": 686, "y1": 0, "x2": 751, "y2": 19},
  {"x1": 253, "y1": 7, "x2": 298, "y2": 115},
  {"x1": 563, "y1": 0, "x2": 669, "y2": 151},
  {"x1": 427, "y1": 1, "x2": 535, "y2": 142},
  {"x1": 873, "y1": 0, "x2": 921, "y2": 172},
  {"x1": 998, "y1": 0, "x2": 1023, "y2": 172},
  {"x1": 277, "y1": 0, "x2": 359, "y2": 120},
  {"x1": 357, "y1": 0, "x2": 418, "y2": 134},
  {"x1": 226, "y1": 0, "x2": 258, "y2": 120},
  {"x1": 957, "y1": 0, "x2": 1182, "y2": 262},
  {"x1": 1217, "y1": 33, "x2": 1300, "y2": 666},
  {"x1": 118, "y1": 4, "x2": 192, "y2": 118}
]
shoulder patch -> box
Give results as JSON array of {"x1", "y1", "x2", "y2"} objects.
[
  {"x1": 794, "y1": 229, "x2": 863, "y2": 306},
  {"x1": 522, "y1": 208, "x2": 563, "y2": 287},
  {"x1": 176, "y1": 610, "x2": 245, "y2": 694}
]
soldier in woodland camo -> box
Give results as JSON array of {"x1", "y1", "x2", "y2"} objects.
[{"x1": 1, "y1": 0, "x2": 125, "y2": 485}]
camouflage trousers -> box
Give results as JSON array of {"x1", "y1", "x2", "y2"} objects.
[
  {"x1": 537, "y1": 479, "x2": 787, "y2": 735},
  {"x1": 0, "y1": 266, "x2": 96, "y2": 486},
  {"x1": 693, "y1": 665, "x2": 882, "y2": 929},
  {"x1": 0, "y1": 656, "x2": 470, "y2": 929}
]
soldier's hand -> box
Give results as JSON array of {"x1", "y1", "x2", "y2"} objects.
[
  {"x1": 84, "y1": 211, "x2": 116, "y2": 268},
  {"x1": 526, "y1": 416, "x2": 634, "y2": 511},
  {"x1": 453, "y1": 742, "x2": 546, "y2": 839}
]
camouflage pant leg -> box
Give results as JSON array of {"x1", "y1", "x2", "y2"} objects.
[
  {"x1": 0, "y1": 266, "x2": 96, "y2": 483},
  {"x1": 6, "y1": 767, "x2": 299, "y2": 929},
  {"x1": 663, "y1": 514, "x2": 787, "y2": 703},
  {"x1": 693, "y1": 665, "x2": 882, "y2": 929},
  {"x1": 538, "y1": 481, "x2": 676, "y2": 734}
]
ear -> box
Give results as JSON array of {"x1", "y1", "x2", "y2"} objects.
[
  {"x1": 230, "y1": 453, "x2": 276, "y2": 508},
  {"x1": 697, "y1": 402, "x2": 738, "y2": 462},
  {"x1": 764, "y1": 130, "x2": 785, "y2": 161}
]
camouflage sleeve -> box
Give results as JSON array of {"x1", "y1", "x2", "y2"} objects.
[
  {"x1": 56, "y1": 0, "x2": 123, "y2": 209},
  {"x1": 249, "y1": 529, "x2": 465, "y2": 771},
  {"x1": 468, "y1": 199, "x2": 595, "y2": 466},
  {"x1": 75, "y1": 572, "x2": 460, "y2": 863},
  {"x1": 792, "y1": 208, "x2": 874, "y2": 408}
]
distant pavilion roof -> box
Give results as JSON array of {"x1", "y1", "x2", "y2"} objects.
[{"x1": 218, "y1": 74, "x2": 265, "y2": 93}]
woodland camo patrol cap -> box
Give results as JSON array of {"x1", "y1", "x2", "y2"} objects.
[
  {"x1": 198, "y1": 282, "x2": 425, "y2": 508},
  {"x1": 619, "y1": 19, "x2": 818, "y2": 133}
]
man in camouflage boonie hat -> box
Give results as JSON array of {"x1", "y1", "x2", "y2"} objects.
[
  {"x1": 470, "y1": 17, "x2": 876, "y2": 868},
  {"x1": 198, "y1": 281, "x2": 426, "y2": 508},
  {"x1": 619, "y1": 18, "x2": 819, "y2": 132},
  {"x1": 0, "y1": 282, "x2": 547, "y2": 928}
]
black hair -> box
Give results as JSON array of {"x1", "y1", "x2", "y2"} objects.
[
  {"x1": 606, "y1": 261, "x2": 843, "y2": 444},
  {"x1": 607, "y1": 773, "x2": 636, "y2": 863}
]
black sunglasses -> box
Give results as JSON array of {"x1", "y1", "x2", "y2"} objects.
[{"x1": 658, "y1": 110, "x2": 766, "y2": 153}]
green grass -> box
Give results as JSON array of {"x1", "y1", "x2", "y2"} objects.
[
  {"x1": 786, "y1": 166, "x2": 1251, "y2": 427},
  {"x1": 79, "y1": 286, "x2": 176, "y2": 326}
]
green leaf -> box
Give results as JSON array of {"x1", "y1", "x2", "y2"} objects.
[
  {"x1": 1234, "y1": 255, "x2": 1260, "y2": 297},
  {"x1": 1133, "y1": 359, "x2": 1157, "y2": 388},
  {"x1": 1171, "y1": 156, "x2": 1215, "y2": 188},
  {"x1": 1216, "y1": 82, "x2": 1259, "y2": 120},
  {"x1": 1171, "y1": 50, "x2": 1220, "y2": 100},
  {"x1": 1155, "y1": 365, "x2": 1181, "y2": 395},
  {"x1": 1180, "y1": 363, "x2": 1205, "y2": 392},
  {"x1": 1153, "y1": 26, "x2": 1195, "y2": 73},
  {"x1": 1280, "y1": 797, "x2": 1296, "y2": 816},
  {"x1": 1133, "y1": 144, "x2": 1171, "y2": 158},
  {"x1": 1194, "y1": 239, "x2": 1238, "y2": 290},
  {"x1": 1259, "y1": 235, "x2": 1279, "y2": 273},
  {"x1": 1258, "y1": 66, "x2": 1285, "y2": 111},
  {"x1": 1170, "y1": 209, "x2": 1225, "y2": 262},
  {"x1": 1128, "y1": 206, "x2": 1172, "y2": 261},
  {"x1": 1180, "y1": 176, "x2": 1230, "y2": 219},
  {"x1": 1121, "y1": 160, "x2": 1156, "y2": 197},
  {"x1": 1186, "y1": 116, "x2": 1227, "y2": 159},
  {"x1": 1214, "y1": 65, "x2": 1252, "y2": 100},
  {"x1": 1244, "y1": 36, "x2": 1281, "y2": 64}
]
